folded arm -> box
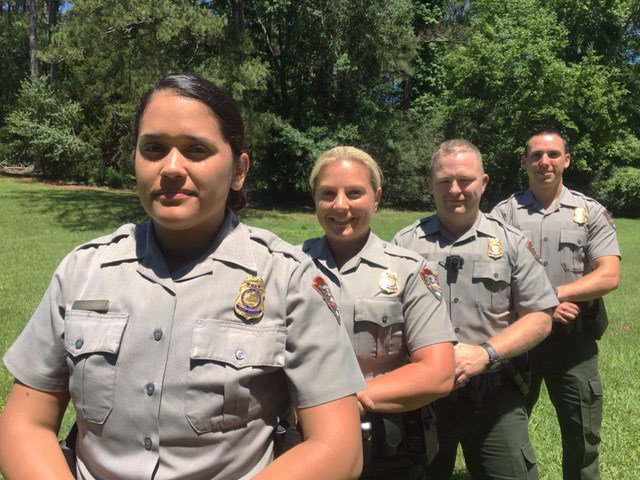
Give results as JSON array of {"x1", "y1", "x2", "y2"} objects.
[
  {"x1": 0, "y1": 380, "x2": 73, "y2": 480},
  {"x1": 253, "y1": 395, "x2": 363, "y2": 480},
  {"x1": 356, "y1": 342, "x2": 455, "y2": 413}
]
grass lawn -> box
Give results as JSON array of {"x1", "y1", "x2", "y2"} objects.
[{"x1": 0, "y1": 175, "x2": 638, "y2": 479}]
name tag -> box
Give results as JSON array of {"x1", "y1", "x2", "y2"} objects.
[{"x1": 71, "y1": 300, "x2": 110, "y2": 313}]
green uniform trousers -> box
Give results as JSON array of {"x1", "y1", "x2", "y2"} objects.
[
  {"x1": 526, "y1": 329, "x2": 602, "y2": 480},
  {"x1": 426, "y1": 384, "x2": 537, "y2": 479},
  {"x1": 361, "y1": 462, "x2": 426, "y2": 480}
]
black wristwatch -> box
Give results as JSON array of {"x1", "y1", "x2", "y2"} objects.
[{"x1": 480, "y1": 342, "x2": 502, "y2": 370}]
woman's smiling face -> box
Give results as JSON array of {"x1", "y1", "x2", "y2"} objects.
[{"x1": 313, "y1": 159, "x2": 381, "y2": 250}]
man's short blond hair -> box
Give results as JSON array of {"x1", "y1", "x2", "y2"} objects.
[{"x1": 430, "y1": 139, "x2": 484, "y2": 175}]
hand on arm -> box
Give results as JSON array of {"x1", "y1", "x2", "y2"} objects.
[
  {"x1": 453, "y1": 309, "x2": 552, "y2": 388},
  {"x1": 253, "y1": 395, "x2": 362, "y2": 480},
  {"x1": 0, "y1": 380, "x2": 73, "y2": 480},
  {"x1": 356, "y1": 342, "x2": 455, "y2": 413}
]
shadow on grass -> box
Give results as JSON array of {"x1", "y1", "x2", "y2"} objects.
[
  {"x1": 16, "y1": 188, "x2": 148, "y2": 232},
  {"x1": 12, "y1": 183, "x2": 315, "y2": 234}
]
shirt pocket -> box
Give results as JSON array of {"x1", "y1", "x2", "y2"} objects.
[
  {"x1": 559, "y1": 228, "x2": 588, "y2": 273},
  {"x1": 472, "y1": 261, "x2": 512, "y2": 313},
  {"x1": 65, "y1": 310, "x2": 129, "y2": 425},
  {"x1": 353, "y1": 298, "x2": 405, "y2": 375},
  {"x1": 185, "y1": 319, "x2": 286, "y2": 434}
]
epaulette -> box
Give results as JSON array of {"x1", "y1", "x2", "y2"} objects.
[
  {"x1": 73, "y1": 223, "x2": 138, "y2": 252},
  {"x1": 381, "y1": 241, "x2": 424, "y2": 264},
  {"x1": 492, "y1": 190, "x2": 526, "y2": 209},
  {"x1": 394, "y1": 214, "x2": 436, "y2": 238},
  {"x1": 246, "y1": 226, "x2": 307, "y2": 263}
]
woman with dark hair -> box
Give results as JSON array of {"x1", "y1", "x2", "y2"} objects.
[
  {"x1": 301, "y1": 146, "x2": 457, "y2": 480},
  {"x1": 0, "y1": 75, "x2": 365, "y2": 480}
]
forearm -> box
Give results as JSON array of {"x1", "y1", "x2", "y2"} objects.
[
  {"x1": 0, "y1": 381, "x2": 72, "y2": 480},
  {"x1": 362, "y1": 362, "x2": 453, "y2": 412},
  {"x1": 454, "y1": 310, "x2": 552, "y2": 384},
  {"x1": 557, "y1": 255, "x2": 619, "y2": 302},
  {"x1": 0, "y1": 416, "x2": 74, "y2": 479},
  {"x1": 253, "y1": 396, "x2": 362, "y2": 480},
  {"x1": 487, "y1": 310, "x2": 552, "y2": 358},
  {"x1": 254, "y1": 437, "x2": 361, "y2": 480}
]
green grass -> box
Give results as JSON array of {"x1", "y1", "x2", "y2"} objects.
[{"x1": 0, "y1": 175, "x2": 638, "y2": 479}]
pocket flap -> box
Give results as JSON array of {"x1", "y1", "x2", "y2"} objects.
[
  {"x1": 354, "y1": 298, "x2": 403, "y2": 327},
  {"x1": 560, "y1": 228, "x2": 587, "y2": 247},
  {"x1": 191, "y1": 320, "x2": 286, "y2": 368},
  {"x1": 65, "y1": 310, "x2": 129, "y2": 356},
  {"x1": 473, "y1": 261, "x2": 511, "y2": 283}
]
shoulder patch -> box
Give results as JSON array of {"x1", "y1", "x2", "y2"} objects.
[
  {"x1": 312, "y1": 275, "x2": 341, "y2": 324},
  {"x1": 419, "y1": 267, "x2": 443, "y2": 302},
  {"x1": 525, "y1": 240, "x2": 543, "y2": 265},
  {"x1": 602, "y1": 209, "x2": 616, "y2": 230}
]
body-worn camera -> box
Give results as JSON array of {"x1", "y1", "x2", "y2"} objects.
[{"x1": 444, "y1": 255, "x2": 464, "y2": 271}]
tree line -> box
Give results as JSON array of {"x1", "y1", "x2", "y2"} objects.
[{"x1": 1, "y1": 0, "x2": 639, "y2": 214}]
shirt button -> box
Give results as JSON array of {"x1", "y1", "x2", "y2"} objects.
[
  {"x1": 144, "y1": 436, "x2": 152, "y2": 450},
  {"x1": 543, "y1": 236, "x2": 549, "y2": 242},
  {"x1": 543, "y1": 261, "x2": 549, "y2": 266},
  {"x1": 153, "y1": 329, "x2": 163, "y2": 341},
  {"x1": 235, "y1": 349, "x2": 246, "y2": 361},
  {"x1": 75, "y1": 339, "x2": 84, "y2": 349},
  {"x1": 381, "y1": 315, "x2": 388, "y2": 324},
  {"x1": 454, "y1": 327, "x2": 461, "y2": 333},
  {"x1": 145, "y1": 383, "x2": 155, "y2": 396},
  {"x1": 493, "y1": 273, "x2": 499, "y2": 278},
  {"x1": 453, "y1": 298, "x2": 459, "y2": 303}
]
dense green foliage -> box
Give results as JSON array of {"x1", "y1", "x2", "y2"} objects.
[
  {"x1": 593, "y1": 166, "x2": 640, "y2": 218},
  {"x1": 0, "y1": 0, "x2": 638, "y2": 211}
]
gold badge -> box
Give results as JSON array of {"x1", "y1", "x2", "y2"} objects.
[
  {"x1": 573, "y1": 207, "x2": 588, "y2": 225},
  {"x1": 487, "y1": 237, "x2": 503, "y2": 260},
  {"x1": 234, "y1": 275, "x2": 265, "y2": 321},
  {"x1": 379, "y1": 270, "x2": 400, "y2": 294}
]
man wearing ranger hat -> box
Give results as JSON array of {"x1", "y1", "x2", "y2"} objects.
[
  {"x1": 492, "y1": 129, "x2": 620, "y2": 480},
  {"x1": 393, "y1": 139, "x2": 558, "y2": 479}
]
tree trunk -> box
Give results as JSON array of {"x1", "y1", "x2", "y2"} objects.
[
  {"x1": 47, "y1": 0, "x2": 58, "y2": 82},
  {"x1": 28, "y1": 0, "x2": 38, "y2": 77}
]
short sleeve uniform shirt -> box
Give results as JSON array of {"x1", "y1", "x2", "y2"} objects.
[
  {"x1": 3, "y1": 211, "x2": 365, "y2": 480},
  {"x1": 491, "y1": 187, "x2": 620, "y2": 286},
  {"x1": 301, "y1": 232, "x2": 456, "y2": 378},
  {"x1": 392, "y1": 213, "x2": 558, "y2": 345}
]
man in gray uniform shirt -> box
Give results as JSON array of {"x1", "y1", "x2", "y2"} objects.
[
  {"x1": 492, "y1": 129, "x2": 620, "y2": 480},
  {"x1": 393, "y1": 139, "x2": 557, "y2": 479}
]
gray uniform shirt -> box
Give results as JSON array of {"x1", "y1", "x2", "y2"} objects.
[
  {"x1": 301, "y1": 232, "x2": 456, "y2": 378},
  {"x1": 392, "y1": 213, "x2": 558, "y2": 345},
  {"x1": 3, "y1": 211, "x2": 365, "y2": 480},
  {"x1": 491, "y1": 187, "x2": 620, "y2": 287}
]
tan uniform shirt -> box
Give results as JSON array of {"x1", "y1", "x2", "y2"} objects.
[
  {"x1": 4, "y1": 211, "x2": 365, "y2": 480},
  {"x1": 301, "y1": 232, "x2": 456, "y2": 378},
  {"x1": 491, "y1": 187, "x2": 620, "y2": 287},
  {"x1": 392, "y1": 213, "x2": 558, "y2": 345}
]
